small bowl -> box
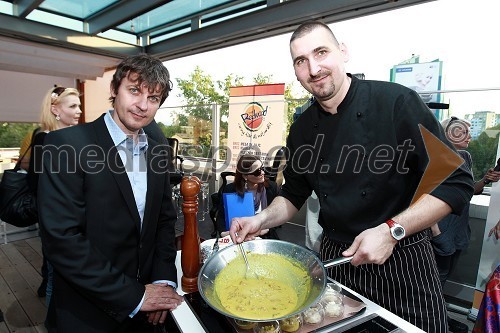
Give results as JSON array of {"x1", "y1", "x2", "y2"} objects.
[
  {"x1": 253, "y1": 320, "x2": 281, "y2": 333},
  {"x1": 323, "y1": 300, "x2": 345, "y2": 318},
  {"x1": 302, "y1": 303, "x2": 325, "y2": 325},
  {"x1": 279, "y1": 313, "x2": 303, "y2": 332},
  {"x1": 324, "y1": 283, "x2": 343, "y2": 297},
  {"x1": 235, "y1": 319, "x2": 257, "y2": 330}
]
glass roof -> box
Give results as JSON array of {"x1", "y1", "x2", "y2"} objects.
[
  {"x1": 0, "y1": 0, "x2": 266, "y2": 46},
  {"x1": 116, "y1": 0, "x2": 237, "y2": 34},
  {"x1": 0, "y1": 0, "x2": 430, "y2": 72},
  {"x1": 39, "y1": 0, "x2": 118, "y2": 19}
]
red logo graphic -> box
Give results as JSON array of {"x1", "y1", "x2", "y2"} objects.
[{"x1": 241, "y1": 102, "x2": 268, "y2": 131}]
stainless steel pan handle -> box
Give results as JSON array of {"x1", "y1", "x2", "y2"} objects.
[{"x1": 323, "y1": 256, "x2": 353, "y2": 268}]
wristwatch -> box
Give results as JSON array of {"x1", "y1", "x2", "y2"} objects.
[{"x1": 386, "y1": 219, "x2": 405, "y2": 241}]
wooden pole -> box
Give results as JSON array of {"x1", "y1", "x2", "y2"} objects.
[{"x1": 180, "y1": 175, "x2": 201, "y2": 293}]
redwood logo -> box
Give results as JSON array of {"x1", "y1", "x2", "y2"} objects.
[{"x1": 240, "y1": 102, "x2": 267, "y2": 131}]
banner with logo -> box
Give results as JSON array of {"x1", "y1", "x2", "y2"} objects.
[{"x1": 226, "y1": 84, "x2": 286, "y2": 172}]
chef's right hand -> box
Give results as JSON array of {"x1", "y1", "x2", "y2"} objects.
[
  {"x1": 229, "y1": 216, "x2": 263, "y2": 244},
  {"x1": 221, "y1": 228, "x2": 269, "y2": 238}
]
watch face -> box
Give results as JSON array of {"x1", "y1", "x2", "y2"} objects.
[{"x1": 392, "y1": 226, "x2": 405, "y2": 240}]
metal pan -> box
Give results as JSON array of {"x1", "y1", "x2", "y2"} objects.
[{"x1": 197, "y1": 239, "x2": 352, "y2": 322}]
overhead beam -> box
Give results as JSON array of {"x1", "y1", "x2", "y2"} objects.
[
  {"x1": 86, "y1": 0, "x2": 172, "y2": 35},
  {"x1": 0, "y1": 36, "x2": 120, "y2": 80},
  {"x1": 137, "y1": 0, "x2": 266, "y2": 38},
  {"x1": 0, "y1": 13, "x2": 142, "y2": 58},
  {"x1": 12, "y1": 0, "x2": 43, "y2": 18},
  {"x1": 148, "y1": 0, "x2": 434, "y2": 61}
]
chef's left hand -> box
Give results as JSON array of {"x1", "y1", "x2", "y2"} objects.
[{"x1": 342, "y1": 224, "x2": 397, "y2": 266}]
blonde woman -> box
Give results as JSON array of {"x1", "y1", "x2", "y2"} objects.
[{"x1": 28, "y1": 86, "x2": 81, "y2": 311}]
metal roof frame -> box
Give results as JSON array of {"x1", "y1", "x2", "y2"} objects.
[{"x1": 0, "y1": 0, "x2": 434, "y2": 80}]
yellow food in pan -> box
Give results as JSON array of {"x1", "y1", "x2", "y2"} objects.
[{"x1": 214, "y1": 253, "x2": 310, "y2": 319}]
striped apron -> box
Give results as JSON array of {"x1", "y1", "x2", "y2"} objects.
[{"x1": 321, "y1": 231, "x2": 447, "y2": 333}]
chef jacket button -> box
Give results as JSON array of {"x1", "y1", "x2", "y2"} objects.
[
  {"x1": 361, "y1": 191, "x2": 366, "y2": 197},
  {"x1": 320, "y1": 156, "x2": 324, "y2": 163},
  {"x1": 323, "y1": 193, "x2": 328, "y2": 198},
  {"x1": 313, "y1": 123, "x2": 319, "y2": 128},
  {"x1": 357, "y1": 112, "x2": 362, "y2": 117}
]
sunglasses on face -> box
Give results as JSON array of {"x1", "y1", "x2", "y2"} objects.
[{"x1": 246, "y1": 167, "x2": 264, "y2": 177}]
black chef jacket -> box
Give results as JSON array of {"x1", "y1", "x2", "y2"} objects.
[{"x1": 280, "y1": 74, "x2": 474, "y2": 243}]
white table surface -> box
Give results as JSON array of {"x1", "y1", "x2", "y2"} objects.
[{"x1": 170, "y1": 250, "x2": 425, "y2": 333}]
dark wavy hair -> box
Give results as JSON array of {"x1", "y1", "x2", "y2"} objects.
[
  {"x1": 109, "y1": 53, "x2": 173, "y2": 106},
  {"x1": 234, "y1": 154, "x2": 262, "y2": 196}
]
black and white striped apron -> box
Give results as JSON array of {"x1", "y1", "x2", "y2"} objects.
[{"x1": 320, "y1": 231, "x2": 447, "y2": 333}]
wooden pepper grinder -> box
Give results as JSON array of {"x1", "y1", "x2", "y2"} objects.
[{"x1": 180, "y1": 175, "x2": 201, "y2": 293}]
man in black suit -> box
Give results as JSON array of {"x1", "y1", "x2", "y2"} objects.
[{"x1": 38, "y1": 54, "x2": 183, "y2": 332}]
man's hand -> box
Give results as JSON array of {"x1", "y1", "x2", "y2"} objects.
[
  {"x1": 147, "y1": 310, "x2": 168, "y2": 325},
  {"x1": 221, "y1": 228, "x2": 269, "y2": 238},
  {"x1": 484, "y1": 168, "x2": 500, "y2": 184},
  {"x1": 140, "y1": 284, "x2": 183, "y2": 312},
  {"x1": 342, "y1": 224, "x2": 398, "y2": 266},
  {"x1": 229, "y1": 216, "x2": 264, "y2": 244},
  {"x1": 489, "y1": 220, "x2": 500, "y2": 240},
  {"x1": 228, "y1": 197, "x2": 297, "y2": 243}
]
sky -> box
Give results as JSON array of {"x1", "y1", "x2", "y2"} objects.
[{"x1": 157, "y1": 0, "x2": 500, "y2": 124}]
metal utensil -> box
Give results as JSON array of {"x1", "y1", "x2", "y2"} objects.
[
  {"x1": 235, "y1": 233, "x2": 256, "y2": 278},
  {"x1": 324, "y1": 256, "x2": 353, "y2": 268},
  {"x1": 212, "y1": 231, "x2": 220, "y2": 254}
]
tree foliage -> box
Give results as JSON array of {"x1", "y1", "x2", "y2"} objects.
[
  {"x1": 284, "y1": 82, "x2": 310, "y2": 132},
  {"x1": 170, "y1": 67, "x2": 308, "y2": 135},
  {"x1": 0, "y1": 123, "x2": 38, "y2": 148},
  {"x1": 175, "y1": 66, "x2": 243, "y2": 121},
  {"x1": 468, "y1": 124, "x2": 500, "y2": 179},
  {"x1": 156, "y1": 67, "x2": 312, "y2": 159},
  {"x1": 157, "y1": 122, "x2": 182, "y2": 139}
]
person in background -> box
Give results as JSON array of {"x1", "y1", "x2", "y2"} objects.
[
  {"x1": 18, "y1": 126, "x2": 40, "y2": 171},
  {"x1": 473, "y1": 264, "x2": 500, "y2": 333},
  {"x1": 472, "y1": 220, "x2": 500, "y2": 333},
  {"x1": 431, "y1": 116, "x2": 500, "y2": 332},
  {"x1": 229, "y1": 21, "x2": 474, "y2": 332},
  {"x1": 28, "y1": 86, "x2": 82, "y2": 304},
  {"x1": 489, "y1": 219, "x2": 500, "y2": 240},
  {"x1": 431, "y1": 117, "x2": 499, "y2": 283},
  {"x1": 37, "y1": 54, "x2": 182, "y2": 332},
  {"x1": 217, "y1": 154, "x2": 279, "y2": 239}
]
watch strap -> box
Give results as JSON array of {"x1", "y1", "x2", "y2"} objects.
[{"x1": 386, "y1": 219, "x2": 397, "y2": 228}]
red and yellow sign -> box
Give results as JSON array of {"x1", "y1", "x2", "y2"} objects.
[{"x1": 226, "y1": 84, "x2": 286, "y2": 171}]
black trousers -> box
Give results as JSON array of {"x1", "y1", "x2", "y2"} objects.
[
  {"x1": 321, "y1": 232, "x2": 447, "y2": 333},
  {"x1": 434, "y1": 250, "x2": 462, "y2": 287},
  {"x1": 46, "y1": 310, "x2": 172, "y2": 333}
]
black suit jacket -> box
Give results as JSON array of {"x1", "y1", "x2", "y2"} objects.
[{"x1": 38, "y1": 114, "x2": 178, "y2": 332}]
